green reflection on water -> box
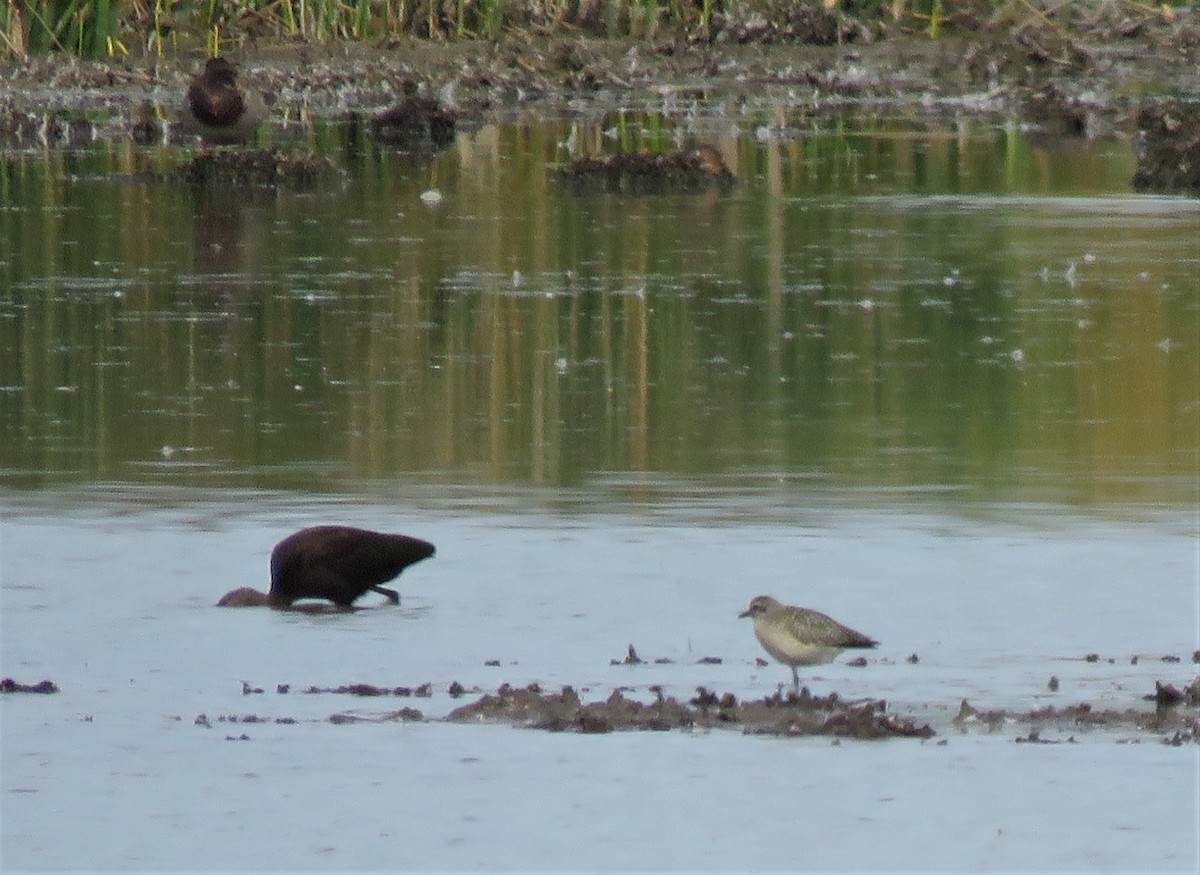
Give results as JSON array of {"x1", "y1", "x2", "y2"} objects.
[{"x1": 2, "y1": 115, "x2": 1197, "y2": 505}]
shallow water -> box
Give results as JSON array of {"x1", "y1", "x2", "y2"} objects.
[
  {"x1": 2, "y1": 112, "x2": 1199, "y2": 871},
  {"x1": 2, "y1": 490, "x2": 1197, "y2": 871}
]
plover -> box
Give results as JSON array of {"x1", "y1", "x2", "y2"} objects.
[{"x1": 739, "y1": 594, "x2": 878, "y2": 688}]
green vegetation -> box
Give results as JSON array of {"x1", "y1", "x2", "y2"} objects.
[{"x1": 2, "y1": 0, "x2": 117, "y2": 56}]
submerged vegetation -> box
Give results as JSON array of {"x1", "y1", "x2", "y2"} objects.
[{"x1": 1, "y1": 0, "x2": 1188, "y2": 58}]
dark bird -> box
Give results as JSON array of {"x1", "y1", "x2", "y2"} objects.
[
  {"x1": 217, "y1": 526, "x2": 435, "y2": 609},
  {"x1": 369, "y1": 80, "x2": 456, "y2": 153},
  {"x1": 739, "y1": 595, "x2": 878, "y2": 689},
  {"x1": 181, "y1": 57, "x2": 265, "y2": 146}
]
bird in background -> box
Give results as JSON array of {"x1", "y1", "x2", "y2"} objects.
[
  {"x1": 218, "y1": 526, "x2": 435, "y2": 610},
  {"x1": 181, "y1": 56, "x2": 265, "y2": 146},
  {"x1": 739, "y1": 594, "x2": 878, "y2": 689}
]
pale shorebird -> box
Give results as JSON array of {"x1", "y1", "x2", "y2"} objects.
[
  {"x1": 217, "y1": 526, "x2": 434, "y2": 609},
  {"x1": 181, "y1": 57, "x2": 265, "y2": 146},
  {"x1": 739, "y1": 594, "x2": 878, "y2": 688}
]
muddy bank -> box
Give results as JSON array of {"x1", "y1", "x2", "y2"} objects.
[
  {"x1": 2, "y1": 6, "x2": 1197, "y2": 193},
  {"x1": 1, "y1": 5, "x2": 1197, "y2": 132}
]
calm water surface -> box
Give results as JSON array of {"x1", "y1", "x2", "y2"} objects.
[
  {"x1": 2, "y1": 111, "x2": 1198, "y2": 871},
  {"x1": 3, "y1": 111, "x2": 1197, "y2": 498}
]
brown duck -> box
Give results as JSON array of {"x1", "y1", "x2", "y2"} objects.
[
  {"x1": 218, "y1": 526, "x2": 435, "y2": 609},
  {"x1": 181, "y1": 57, "x2": 265, "y2": 146}
]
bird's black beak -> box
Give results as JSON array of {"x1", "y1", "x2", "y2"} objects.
[{"x1": 738, "y1": 609, "x2": 752, "y2": 619}]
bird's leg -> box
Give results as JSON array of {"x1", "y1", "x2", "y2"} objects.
[
  {"x1": 791, "y1": 666, "x2": 801, "y2": 690},
  {"x1": 371, "y1": 585, "x2": 400, "y2": 604}
]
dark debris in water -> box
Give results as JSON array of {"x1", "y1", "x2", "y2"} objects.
[
  {"x1": 612, "y1": 643, "x2": 643, "y2": 665},
  {"x1": 171, "y1": 147, "x2": 340, "y2": 189},
  {"x1": 1015, "y1": 730, "x2": 1077, "y2": 745},
  {"x1": 1146, "y1": 677, "x2": 1200, "y2": 709},
  {"x1": 609, "y1": 643, "x2": 680, "y2": 665},
  {"x1": 1, "y1": 678, "x2": 59, "y2": 694},
  {"x1": 446, "y1": 682, "x2": 934, "y2": 739},
  {"x1": 328, "y1": 708, "x2": 423, "y2": 724},
  {"x1": 955, "y1": 678, "x2": 1200, "y2": 743},
  {"x1": 300, "y1": 681, "x2": 433, "y2": 697},
  {"x1": 194, "y1": 712, "x2": 297, "y2": 727},
  {"x1": 554, "y1": 147, "x2": 735, "y2": 195}
]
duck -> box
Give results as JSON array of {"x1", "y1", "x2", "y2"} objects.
[
  {"x1": 217, "y1": 526, "x2": 435, "y2": 609},
  {"x1": 181, "y1": 57, "x2": 265, "y2": 146},
  {"x1": 369, "y1": 80, "x2": 456, "y2": 152}
]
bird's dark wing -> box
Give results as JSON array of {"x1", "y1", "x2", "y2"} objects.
[
  {"x1": 788, "y1": 609, "x2": 879, "y2": 649},
  {"x1": 269, "y1": 526, "x2": 435, "y2": 606}
]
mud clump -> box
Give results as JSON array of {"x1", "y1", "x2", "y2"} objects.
[
  {"x1": 171, "y1": 148, "x2": 341, "y2": 189},
  {"x1": 735, "y1": 687, "x2": 934, "y2": 739},
  {"x1": 194, "y1": 713, "x2": 297, "y2": 727},
  {"x1": 1, "y1": 678, "x2": 59, "y2": 694},
  {"x1": 301, "y1": 682, "x2": 433, "y2": 697},
  {"x1": 612, "y1": 643, "x2": 644, "y2": 665},
  {"x1": 1148, "y1": 676, "x2": 1200, "y2": 710},
  {"x1": 1131, "y1": 100, "x2": 1200, "y2": 196},
  {"x1": 554, "y1": 147, "x2": 735, "y2": 195},
  {"x1": 954, "y1": 682, "x2": 1200, "y2": 743},
  {"x1": 1019, "y1": 701, "x2": 1198, "y2": 738},
  {"x1": 328, "y1": 708, "x2": 423, "y2": 724},
  {"x1": 447, "y1": 683, "x2": 582, "y2": 730},
  {"x1": 448, "y1": 682, "x2": 934, "y2": 739},
  {"x1": 1187, "y1": 677, "x2": 1200, "y2": 707}
]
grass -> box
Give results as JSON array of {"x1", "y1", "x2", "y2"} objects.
[
  {"x1": 0, "y1": 0, "x2": 1185, "y2": 58},
  {"x1": 2, "y1": 0, "x2": 117, "y2": 56}
]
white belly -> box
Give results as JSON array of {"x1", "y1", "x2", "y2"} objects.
[{"x1": 754, "y1": 619, "x2": 842, "y2": 667}]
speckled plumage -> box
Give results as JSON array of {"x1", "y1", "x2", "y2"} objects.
[{"x1": 739, "y1": 594, "x2": 877, "y2": 688}]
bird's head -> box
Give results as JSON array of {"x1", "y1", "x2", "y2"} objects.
[
  {"x1": 738, "y1": 594, "x2": 779, "y2": 619},
  {"x1": 203, "y1": 57, "x2": 238, "y2": 85}
]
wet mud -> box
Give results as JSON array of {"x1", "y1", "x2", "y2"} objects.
[
  {"x1": 447, "y1": 682, "x2": 935, "y2": 739},
  {"x1": 953, "y1": 676, "x2": 1200, "y2": 744},
  {"x1": 181, "y1": 670, "x2": 1200, "y2": 743}
]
